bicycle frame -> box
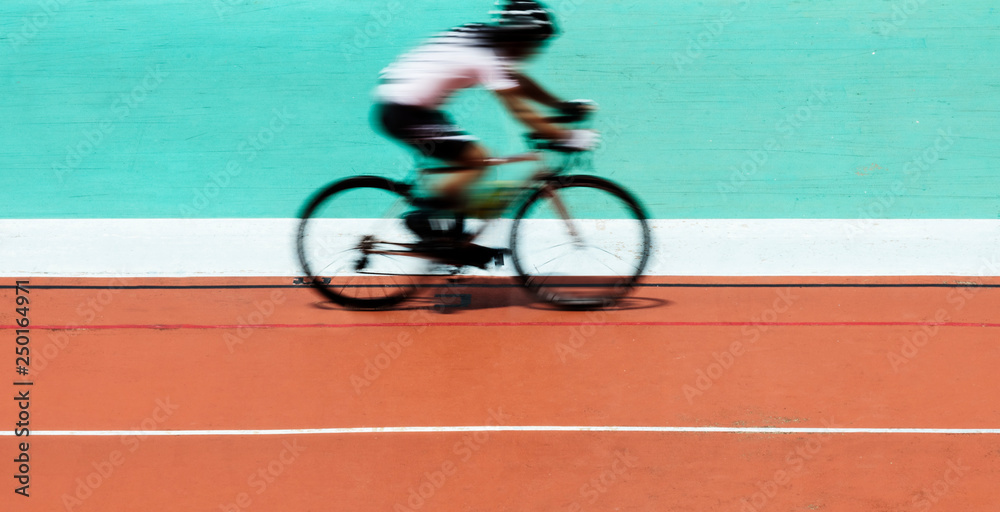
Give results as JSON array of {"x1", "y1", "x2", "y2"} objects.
[
  {"x1": 420, "y1": 145, "x2": 587, "y2": 244},
  {"x1": 367, "y1": 112, "x2": 597, "y2": 260},
  {"x1": 296, "y1": 109, "x2": 651, "y2": 307}
]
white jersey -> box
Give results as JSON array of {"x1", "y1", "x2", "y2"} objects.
[{"x1": 375, "y1": 24, "x2": 520, "y2": 109}]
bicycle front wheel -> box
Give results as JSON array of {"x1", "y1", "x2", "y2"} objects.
[
  {"x1": 511, "y1": 175, "x2": 651, "y2": 308},
  {"x1": 296, "y1": 176, "x2": 424, "y2": 309}
]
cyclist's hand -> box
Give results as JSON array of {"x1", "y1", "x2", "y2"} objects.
[
  {"x1": 561, "y1": 129, "x2": 601, "y2": 152},
  {"x1": 556, "y1": 99, "x2": 598, "y2": 123}
]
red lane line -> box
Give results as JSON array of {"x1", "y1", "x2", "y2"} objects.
[{"x1": 7, "y1": 321, "x2": 1000, "y2": 331}]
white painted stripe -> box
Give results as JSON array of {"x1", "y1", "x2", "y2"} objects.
[
  {"x1": 6, "y1": 426, "x2": 999, "y2": 436},
  {"x1": 1, "y1": 219, "x2": 998, "y2": 277}
]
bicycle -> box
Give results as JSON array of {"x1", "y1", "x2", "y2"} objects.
[{"x1": 295, "y1": 113, "x2": 651, "y2": 309}]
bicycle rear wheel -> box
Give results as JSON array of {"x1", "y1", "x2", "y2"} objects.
[
  {"x1": 510, "y1": 175, "x2": 651, "y2": 308},
  {"x1": 296, "y1": 176, "x2": 424, "y2": 309}
]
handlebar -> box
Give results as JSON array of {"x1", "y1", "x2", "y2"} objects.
[
  {"x1": 546, "y1": 113, "x2": 587, "y2": 124},
  {"x1": 526, "y1": 107, "x2": 597, "y2": 153},
  {"x1": 525, "y1": 134, "x2": 584, "y2": 153}
]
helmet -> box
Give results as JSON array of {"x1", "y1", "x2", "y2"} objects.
[{"x1": 489, "y1": 0, "x2": 558, "y2": 47}]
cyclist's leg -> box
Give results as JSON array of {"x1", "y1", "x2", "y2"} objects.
[
  {"x1": 377, "y1": 102, "x2": 489, "y2": 201},
  {"x1": 377, "y1": 103, "x2": 487, "y2": 239},
  {"x1": 404, "y1": 143, "x2": 491, "y2": 241},
  {"x1": 427, "y1": 142, "x2": 489, "y2": 205}
]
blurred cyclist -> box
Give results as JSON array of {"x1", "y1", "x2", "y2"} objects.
[{"x1": 373, "y1": 0, "x2": 598, "y2": 244}]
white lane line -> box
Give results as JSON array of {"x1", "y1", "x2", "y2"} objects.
[
  {"x1": 3, "y1": 218, "x2": 1000, "y2": 276},
  {"x1": 8, "y1": 426, "x2": 1000, "y2": 436}
]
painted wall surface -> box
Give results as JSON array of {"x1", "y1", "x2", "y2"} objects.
[{"x1": 3, "y1": 0, "x2": 998, "y2": 219}]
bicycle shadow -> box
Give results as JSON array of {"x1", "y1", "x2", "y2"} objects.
[{"x1": 310, "y1": 277, "x2": 672, "y2": 313}]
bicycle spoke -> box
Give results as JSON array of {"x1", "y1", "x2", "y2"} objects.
[
  {"x1": 296, "y1": 177, "x2": 426, "y2": 308},
  {"x1": 511, "y1": 176, "x2": 650, "y2": 306},
  {"x1": 543, "y1": 187, "x2": 582, "y2": 239}
]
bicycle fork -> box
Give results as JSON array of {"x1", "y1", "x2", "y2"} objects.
[{"x1": 540, "y1": 185, "x2": 583, "y2": 246}]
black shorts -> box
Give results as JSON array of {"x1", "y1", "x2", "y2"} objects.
[{"x1": 375, "y1": 103, "x2": 475, "y2": 162}]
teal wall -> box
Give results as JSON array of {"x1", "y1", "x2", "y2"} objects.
[{"x1": 3, "y1": 0, "x2": 998, "y2": 219}]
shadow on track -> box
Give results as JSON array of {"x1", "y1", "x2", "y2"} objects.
[{"x1": 308, "y1": 277, "x2": 673, "y2": 313}]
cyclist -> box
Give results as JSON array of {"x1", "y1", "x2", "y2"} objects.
[{"x1": 372, "y1": 0, "x2": 598, "y2": 247}]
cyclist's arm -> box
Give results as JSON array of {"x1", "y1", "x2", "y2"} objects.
[
  {"x1": 495, "y1": 87, "x2": 569, "y2": 140},
  {"x1": 512, "y1": 72, "x2": 562, "y2": 108}
]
